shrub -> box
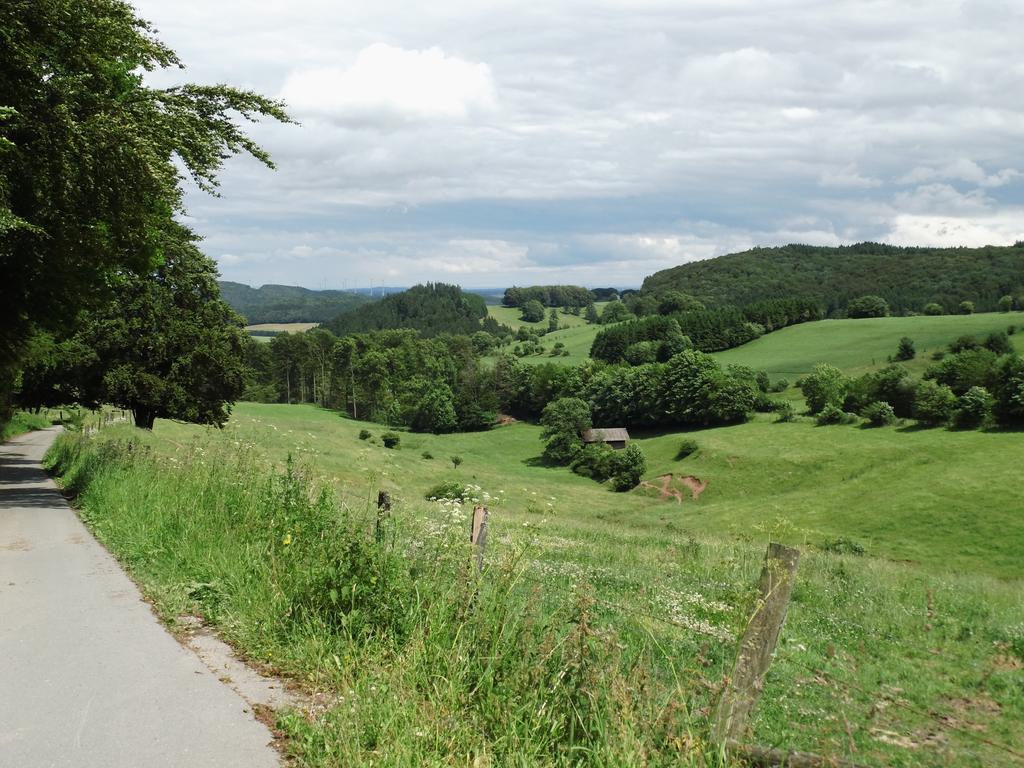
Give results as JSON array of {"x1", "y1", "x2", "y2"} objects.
[
  {"x1": 774, "y1": 401, "x2": 796, "y2": 422},
  {"x1": 450, "y1": 455, "x2": 463, "y2": 469},
  {"x1": 421, "y1": 451, "x2": 433, "y2": 460},
  {"x1": 992, "y1": 355, "x2": 1024, "y2": 425},
  {"x1": 771, "y1": 378, "x2": 790, "y2": 392},
  {"x1": 999, "y1": 294, "x2": 1014, "y2": 313},
  {"x1": 984, "y1": 331, "x2": 1013, "y2": 355},
  {"x1": 675, "y1": 439, "x2": 699, "y2": 460},
  {"x1": 861, "y1": 401, "x2": 897, "y2": 427},
  {"x1": 424, "y1": 480, "x2": 468, "y2": 501},
  {"x1": 358, "y1": 429, "x2": 372, "y2": 440},
  {"x1": 823, "y1": 537, "x2": 866, "y2": 556},
  {"x1": 913, "y1": 380, "x2": 957, "y2": 426},
  {"x1": 816, "y1": 403, "x2": 857, "y2": 425},
  {"x1": 950, "y1": 335, "x2": 979, "y2": 353},
  {"x1": 958, "y1": 300, "x2": 975, "y2": 315},
  {"x1": 381, "y1": 432, "x2": 401, "y2": 449},
  {"x1": 895, "y1": 336, "x2": 915, "y2": 361},
  {"x1": 846, "y1": 295, "x2": 890, "y2": 318},
  {"x1": 953, "y1": 386, "x2": 993, "y2": 429},
  {"x1": 570, "y1": 443, "x2": 615, "y2": 480},
  {"x1": 923, "y1": 302, "x2": 944, "y2": 316},
  {"x1": 1008, "y1": 324, "x2": 1017, "y2": 336},
  {"x1": 609, "y1": 444, "x2": 646, "y2": 491},
  {"x1": 800, "y1": 363, "x2": 849, "y2": 414}
]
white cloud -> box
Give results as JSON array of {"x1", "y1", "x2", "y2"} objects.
[
  {"x1": 884, "y1": 213, "x2": 1024, "y2": 247},
  {"x1": 280, "y1": 43, "x2": 497, "y2": 124}
]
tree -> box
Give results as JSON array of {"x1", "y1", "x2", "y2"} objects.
[
  {"x1": 657, "y1": 291, "x2": 704, "y2": 314},
  {"x1": 800, "y1": 364, "x2": 849, "y2": 414},
  {"x1": 992, "y1": 355, "x2": 1024, "y2": 425},
  {"x1": 953, "y1": 386, "x2": 993, "y2": 429},
  {"x1": 923, "y1": 302, "x2": 944, "y2": 316},
  {"x1": 846, "y1": 295, "x2": 890, "y2": 318},
  {"x1": 0, "y1": 0, "x2": 289, "y2": 416},
  {"x1": 410, "y1": 384, "x2": 458, "y2": 434},
  {"x1": 521, "y1": 300, "x2": 546, "y2": 323},
  {"x1": 999, "y1": 295, "x2": 1014, "y2": 313},
  {"x1": 584, "y1": 304, "x2": 600, "y2": 324},
  {"x1": 71, "y1": 224, "x2": 248, "y2": 429},
  {"x1": 914, "y1": 380, "x2": 957, "y2": 426},
  {"x1": 547, "y1": 308, "x2": 560, "y2": 333},
  {"x1": 539, "y1": 397, "x2": 592, "y2": 465},
  {"x1": 600, "y1": 301, "x2": 634, "y2": 324},
  {"x1": 451, "y1": 455, "x2": 463, "y2": 469},
  {"x1": 958, "y1": 300, "x2": 975, "y2": 315},
  {"x1": 609, "y1": 444, "x2": 646, "y2": 491},
  {"x1": 895, "y1": 337, "x2": 916, "y2": 361}
]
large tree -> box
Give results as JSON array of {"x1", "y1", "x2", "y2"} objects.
[
  {"x1": 0, "y1": 0, "x2": 290, "y2": 415},
  {"x1": 73, "y1": 224, "x2": 249, "y2": 429}
]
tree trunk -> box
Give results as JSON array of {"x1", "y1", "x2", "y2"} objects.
[{"x1": 133, "y1": 408, "x2": 156, "y2": 430}]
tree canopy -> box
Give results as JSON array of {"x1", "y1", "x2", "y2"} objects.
[{"x1": 0, "y1": 0, "x2": 290, "y2": 414}]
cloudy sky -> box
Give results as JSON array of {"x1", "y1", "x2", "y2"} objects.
[{"x1": 134, "y1": 0, "x2": 1024, "y2": 289}]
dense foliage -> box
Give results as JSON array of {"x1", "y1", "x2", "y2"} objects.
[
  {"x1": 18, "y1": 224, "x2": 249, "y2": 429},
  {"x1": 218, "y1": 282, "x2": 372, "y2": 324},
  {"x1": 0, "y1": 0, "x2": 288, "y2": 418},
  {"x1": 326, "y1": 284, "x2": 505, "y2": 338},
  {"x1": 502, "y1": 285, "x2": 594, "y2": 308},
  {"x1": 642, "y1": 243, "x2": 1024, "y2": 316}
]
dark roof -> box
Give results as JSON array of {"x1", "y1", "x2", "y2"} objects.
[{"x1": 581, "y1": 428, "x2": 630, "y2": 443}]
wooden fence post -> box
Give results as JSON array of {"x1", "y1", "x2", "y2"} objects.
[
  {"x1": 470, "y1": 505, "x2": 489, "y2": 575},
  {"x1": 714, "y1": 542, "x2": 801, "y2": 744},
  {"x1": 375, "y1": 490, "x2": 391, "y2": 544}
]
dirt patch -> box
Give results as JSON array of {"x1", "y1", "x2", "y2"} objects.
[
  {"x1": 638, "y1": 474, "x2": 708, "y2": 503},
  {"x1": 495, "y1": 414, "x2": 518, "y2": 427},
  {"x1": 0, "y1": 538, "x2": 31, "y2": 552}
]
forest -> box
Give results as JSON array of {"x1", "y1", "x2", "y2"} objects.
[
  {"x1": 218, "y1": 281, "x2": 371, "y2": 324},
  {"x1": 641, "y1": 242, "x2": 1024, "y2": 315}
]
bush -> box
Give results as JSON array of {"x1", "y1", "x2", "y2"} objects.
[
  {"x1": 771, "y1": 378, "x2": 790, "y2": 392},
  {"x1": 570, "y1": 443, "x2": 615, "y2": 480},
  {"x1": 992, "y1": 355, "x2": 1024, "y2": 425},
  {"x1": 950, "y1": 335, "x2": 979, "y2": 353},
  {"x1": 923, "y1": 302, "x2": 944, "y2": 316},
  {"x1": 1008, "y1": 325, "x2": 1017, "y2": 336},
  {"x1": 424, "y1": 480, "x2": 468, "y2": 501},
  {"x1": 450, "y1": 455, "x2": 463, "y2": 469},
  {"x1": 381, "y1": 432, "x2": 401, "y2": 449},
  {"x1": 816, "y1": 404, "x2": 857, "y2": 426},
  {"x1": 421, "y1": 451, "x2": 433, "y2": 460},
  {"x1": 913, "y1": 380, "x2": 957, "y2": 426},
  {"x1": 953, "y1": 386, "x2": 993, "y2": 429},
  {"x1": 861, "y1": 401, "x2": 897, "y2": 427},
  {"x1": 358, "y1": 429, "x2": 372, "y2": 440},
  {"x1": 984, "y1": 331, "x2": 1013, "y2": 355},
  {"x1": 800, "y1": 364, "x2": 849, "y2": 414},
  {"x1": 675, "y1": 439, "x2": 699, "y2": 460},
  {"x1": 846, "y1": 295, "x2": 890, "y2": 318},
  {"x1": 609, "y1": 444, "x2": 646, "y2": 491},
  {"x1": 895, "y1": 336, "x2": 915, "y2": 361},
  {"x1": 823, "y1": 537, "x2": 866, "y2": 556},
  {"x1": 958, "y1": 300, "x2": 975, "y2": 315},
  {"x1": 774, "y1": 401, "x2": 796, "y2": 422}
]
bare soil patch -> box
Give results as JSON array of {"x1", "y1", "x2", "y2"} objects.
[{"x1": 639, "y1": 473, "x2": 708, "y2": 503}]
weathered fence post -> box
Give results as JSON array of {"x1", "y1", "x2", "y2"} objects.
[
  {"x1": 714, "y1": 542, "x2": 801, "y2": 744},
  {"x1": 470, "y1": 505, "x2": 489, "y2": 575},
  {"x1": 375, "y1": 490, "x2": 391, "y2": 544}
]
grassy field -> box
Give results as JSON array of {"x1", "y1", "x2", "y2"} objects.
[
  {"x1": 488, "y1": 304, "x2": 606, "y2": 366},
  {"x1": 487, "y1": 304, "x2": 605, "y2": 331},
  {"x1": 47, "y1": 404, "x2": 1024, "y2": 766},
  {"x1": 714, "y1": 312, "x2": 1024, "y2": 379}
]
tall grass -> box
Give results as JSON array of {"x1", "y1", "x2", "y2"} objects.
[
  {"x1": 45, "y1": 432, "x2": 722, "y2": 766},
  {"x1": 1, "y1": 409, "x2": 51, "y2": 442}
]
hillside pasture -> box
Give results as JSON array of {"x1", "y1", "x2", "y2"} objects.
[{"x1": 713, "y1": 311, "x2": 1024, "y2": 379}]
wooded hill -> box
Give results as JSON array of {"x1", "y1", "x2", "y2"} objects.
[
  {"x1": 218, "y1": 281, "x2": 371, "y2": 324},
  {"x1": 641, "y1": 242, "x2": 1024, "y2": 315},
  {"x1": 325, "y1": 283, "x2": 507, "y2": 338}
]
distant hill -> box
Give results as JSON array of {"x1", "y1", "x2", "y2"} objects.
[
  {"x1": 642, "y1": 242, "x2": 1024, "y2": 315},
  {"x1": 325, "y1": 283, "x2": 507, "y2": 338},
  {"x1": 218, "y1": 282, "x2": 373, "y2": 324}
]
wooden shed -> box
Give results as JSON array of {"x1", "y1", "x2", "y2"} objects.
[{"x1": 580, "y1": 427, "x2": 630, "y2": 450}]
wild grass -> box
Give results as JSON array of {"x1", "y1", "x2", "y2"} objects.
[
  {"x1": 45, "y1": 420, "x2": 1024, "y2": 766},
  {"x1": 0, "y1": 410, "x2": 53, "y2": 442}
]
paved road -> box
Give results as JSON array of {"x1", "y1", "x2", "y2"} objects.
[{"x1": 0, "y1": 428, "x2": 280, "y2": 767}]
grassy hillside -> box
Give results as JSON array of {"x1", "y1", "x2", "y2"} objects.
[
  {"x1": 219, "y1": 281, "x2": 371, "y2": 324},
  {"x1": 53, "y1": 402, "x2": 1024, "y2": 765},
  {"x1": 488, "y1": 304, "x2": 606, "y2": 366},
  {"x1": 713, "y1": 311, "x2": 1024, "y2": 379},
  {"x1": 642, "y1": 243, "x2": 1024, "y2": 315}
]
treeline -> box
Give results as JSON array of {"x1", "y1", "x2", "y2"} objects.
[
  {"x1": 326, "y1": 283, "x2": 506, "y2": 338},
  {"x1": 245, "y1": 325, "x2": 768, "y2": 433},
  {"x1": 800, "y1": 331, "x2": 1024, "y2": 429},
  {"x1": 641, "y1": 242, "x2": 1024, "y2": 315},
  {"x1": 502, "y1": 285, "x2": 595, "y2": 308},
  {"x1": 591, "y1": 298, "x2": 823, "y2": 362},
  {"x1": 218, "y1": 282, "x2": 372, "y2": 324}
]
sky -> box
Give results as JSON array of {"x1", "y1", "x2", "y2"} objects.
[{"x1": 134, "y1": 0, "x2": 1024, "y2": 290}]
